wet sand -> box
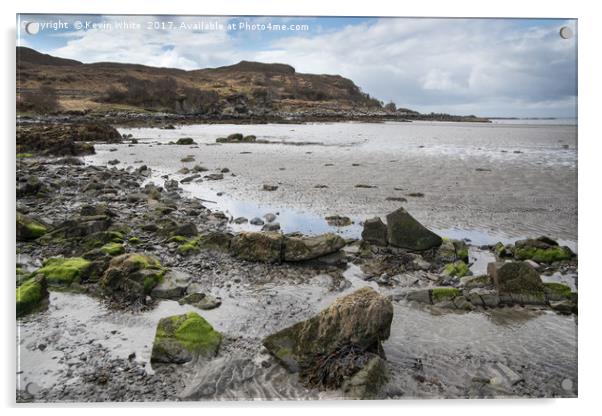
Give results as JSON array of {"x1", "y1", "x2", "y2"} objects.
[{"x1": 90, "y1": 121, "x2": 577, "y2": 244}]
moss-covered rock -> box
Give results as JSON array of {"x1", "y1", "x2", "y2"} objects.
[
  {"x1": 16, "y1": 212, "x2": 47, "y2": 241},
  {"x1": 543, "y1": 282, "x2": 576, "y2": 303},
  {"x1": 82, "y1": 230, "x2": 124, "y2": 252},
  {"x1": 263, "y1": 287, "x2": 393, "y2": 373},
  {"x1": 17, "y1": 275, "x2": 49, "y2": 317},
  {"x1": 36, "y1": 257, "x2": 92, "y2": 287},
  {"x1": 442, "y1": 260, "x2": 471, "y2": 278},
  {"x1": 230, "y1": 232, "x2": 284, "y2": 263},
  {"x1": 283, "y1": 233, "x2": 346, "y2": 262},
  {"x1": 99, "y1": 242, "x2": 125, "y2": 256},
  {"x1": 431, "y1": 287, "x2": 461, "y2": 303},
  {"x1": 514, "y1": 245, "x2": 573, "y2": 263},
  {"x1": 151, "y1": 312, "x2": 221, "y2": 364},
  {"x1": 100, "y1": 253, "x2": 165, "y2": 304}
]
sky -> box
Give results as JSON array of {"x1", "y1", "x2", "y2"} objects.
[{"x1": 17, "y1": 15, "x2": 577, "y2": 118}]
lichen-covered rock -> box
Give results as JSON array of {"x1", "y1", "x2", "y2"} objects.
[
  {"x1": 262, "y1": 287, "x2": 393, "y2": 372},
  {"x1": 151, "y1": 312, "x2": 221, "y2": 364},
  {"x1": 229, "y1": 232, "x2": 283, "y2": 263},
  {"x1": 487, "y1": 261, "x2": 544, "y2": 294},
  {"x1": 283, "y1": 233, "x2": 346, "y2": 262},
  {"x1": 16, "y1": 212, "x2": 47, "y2": 241},
  {"x1": 100, "y1": 253, "x2": 165, "y2": 304},
  {"x1": 16, "y1": 275, "x2": 49, "y2": 317},
  {"x1": 513, "y1": 237, "x2": 574, "y2": 263},
  {"x1": 385, "y1": 207, "x2": 442, "y2": 251},
  {"x1": 36, "y1": 257, "x2": 92, "y2": 287},
  {"x1": 361, "y1": 217, "x2": 388, "y2": 246}
]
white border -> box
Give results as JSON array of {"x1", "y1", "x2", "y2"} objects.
[{"x1": 2, "y1": 1, "x2": 600, "y2": 415}]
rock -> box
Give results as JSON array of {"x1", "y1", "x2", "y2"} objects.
[
  {"x1": 108, "y1": 159, "x2": 120, "y2": 165},
  {"x1": 263, "y1": 287, "x2": 393, "y2": 372},
  {"x1": 229, "y1": 232, "x2": 284, "y2": 263},
  {"x1": 172, "y1": 222, "x2": 198, "y2": 237},
  {"x1": 549, "y1": 299, "x2": 577, "y2": 314},
  {"x1": 385, "y1": 208, "x2": 442, "y2": 250},
  {"x1": 342, "y1": 355, "x2": 388, "y2": 399},
  {"x1": 233, "y1": 217, "x2": 248, "y2": 224},
  {"x1": 179, "y1": 293, "x2": 222, "y2": 310},
  {"x1": 16, "y1": 176, "x2": 47, "y2": 197},
  {"x1": 325, "y1": 215, "x2": 352, "y2": 227},
  {"x1": 100, "y1": 253, "x2": 165, "y2": 304},
  {"x1": 283, "y1": 233, "x2": 346, "y2": 262},
  {"x1": 355, "y1": 184, "x2": 377, "y2": 189},
  {"x1": 192, "y1": 165, "x2": 208, "y2": 172},
  {"x1": 487, "y1": 261, "x2": 544, "y2": 294},
  {"x1": 205, "y1": 173, "x2": 223, "y2": 181},
  {"x1": 150, "y1": 312, "x2": 221, "y2": 364},
  {"x1": 467, "y1": 288, "x2": 500, "y2": 307},
  {"x1": 35, "y1": 257, "x2": 92, "y2": 287},
  {"x1": 513, "y1": 238, "x2": 574, "y2": 263},
  {"x1": 164, "y1": 179, "x2": 179, "y2": 191},
  {"x1": 431, "y1": 287, "x2": 461, "y2": 304},
  {"x1": 51, "y1": 215, "x2": 112, "y2": 238},
  {"x1": 262, "y1": 222, "x2": 281, "y2": 232},
  {"x1": 100, "y1": 242, "x2": 125, "y2": 256},
  {"x1": 216, "y1": 133, "x2": 257, "y2": 143},
  {"x1": 151, "y1": 269, "x2": 192, "y2": 300},
  {"x1": 405, "y1": 289, "x2": 431, "y2": 304},
  {"x1": 180, "y1": 174, "x2": 202, "y2": 183},
  {"x1": 180, "y1": 156, "x2": 195, "y2": 163},
  {"x1": 17, "y1": 275, "x2": 49, "y2": 318},
  {"x1": 263, "y1": 213, "x2": 277, "y2": 223},
  {"x1": 249, "y1": 217, "x2": 264, "y2": 226},
  {"x1": 263, "y1": 184, "x2": 278, "y2": 191},
  {"x1": 16, "y1": 212, "x2": 47, "y2": 241},
  {"x1": 441, "y1": 261, "x2": 471, "y2": 277},
  {"x1": 361, "y1": 217, "x2": 388, "y2": 246},
  {"x1": 543, "y1": 282, "x2": 574, "y2": 301},
  {"x1": 176, "y1": 138, "x2": 196, "y2": 145}
]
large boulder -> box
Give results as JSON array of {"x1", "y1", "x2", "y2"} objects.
[
  {"x1": 385, "y1": 208, "x2": 442, "y2": 250},
  {"x1": 262, "y1": 287, "x2": 393, "y2": 373},
  {"x1": 17, "y1": 275, "x2": 49, "y2": 318},
  {"x1": 283, "y1": 233, "x2": 346, "y2": 262},
  {"x1": 361, "y1": 217, "x2": 388, "y2": 246},
  {"x1": 100, "y1": 253, "x2": 165, "y2": 304},
  {"x1": 16, "y1": 212, "x2": 47, "y2": 241},
  {"x1": 487, "y1": 261, "x2": 544, "y2": 294},
  {"x1": 229, "y1": 232, "x2": 283, "y2": 263},
  {"x1": 150, "y1": 312, "x2": 221, "y2": 364}
]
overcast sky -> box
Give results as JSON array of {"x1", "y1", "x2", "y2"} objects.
[{"x1": 17, "y1": 15, "x2": 577, "y2": 118}]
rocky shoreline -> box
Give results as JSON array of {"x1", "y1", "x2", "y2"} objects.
[{"x1": 16, "y1": 123, "x2": 577, "y2": 402}]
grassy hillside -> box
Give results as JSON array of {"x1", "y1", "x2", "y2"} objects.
[{"x1": 16, "y1": 47, "x2": 385, "y2": 116}]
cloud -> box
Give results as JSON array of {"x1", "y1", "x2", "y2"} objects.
[{"x1": 30, "y1": 16, "x2": 576, "y2": 117}]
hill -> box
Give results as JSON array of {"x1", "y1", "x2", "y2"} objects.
[{"x1": 17, "y1": 47, "x2": 386, "y2": 118}]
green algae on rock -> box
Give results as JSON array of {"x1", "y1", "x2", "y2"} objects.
[
  {"x1": 513, "y1": 237, "x2": 574, "y2": 263},
  {"x1": 100, "y1": 242, "x2": 125, "y2": 256},
  {"x1": 16, "y1": 212, "x2": 47, "y2": 241},
  {"x1": 151, "y1": 312, "x2": 222, "y2": 364},
  {"x1": 100, "y1": 253, "x2": 165, "y2": 304},
  {"x1": 442, "y1": 261, "x2": 471, "y2": 278},
  {"x1": 36, "y1": 257, "x2": 92, "y2": 287},
  {"x1": 431, "y1": 287, "x2": 461, "y2": 303},
  {"x1": 17, "y1": 275, "x2": 49, "y2": 317}
]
